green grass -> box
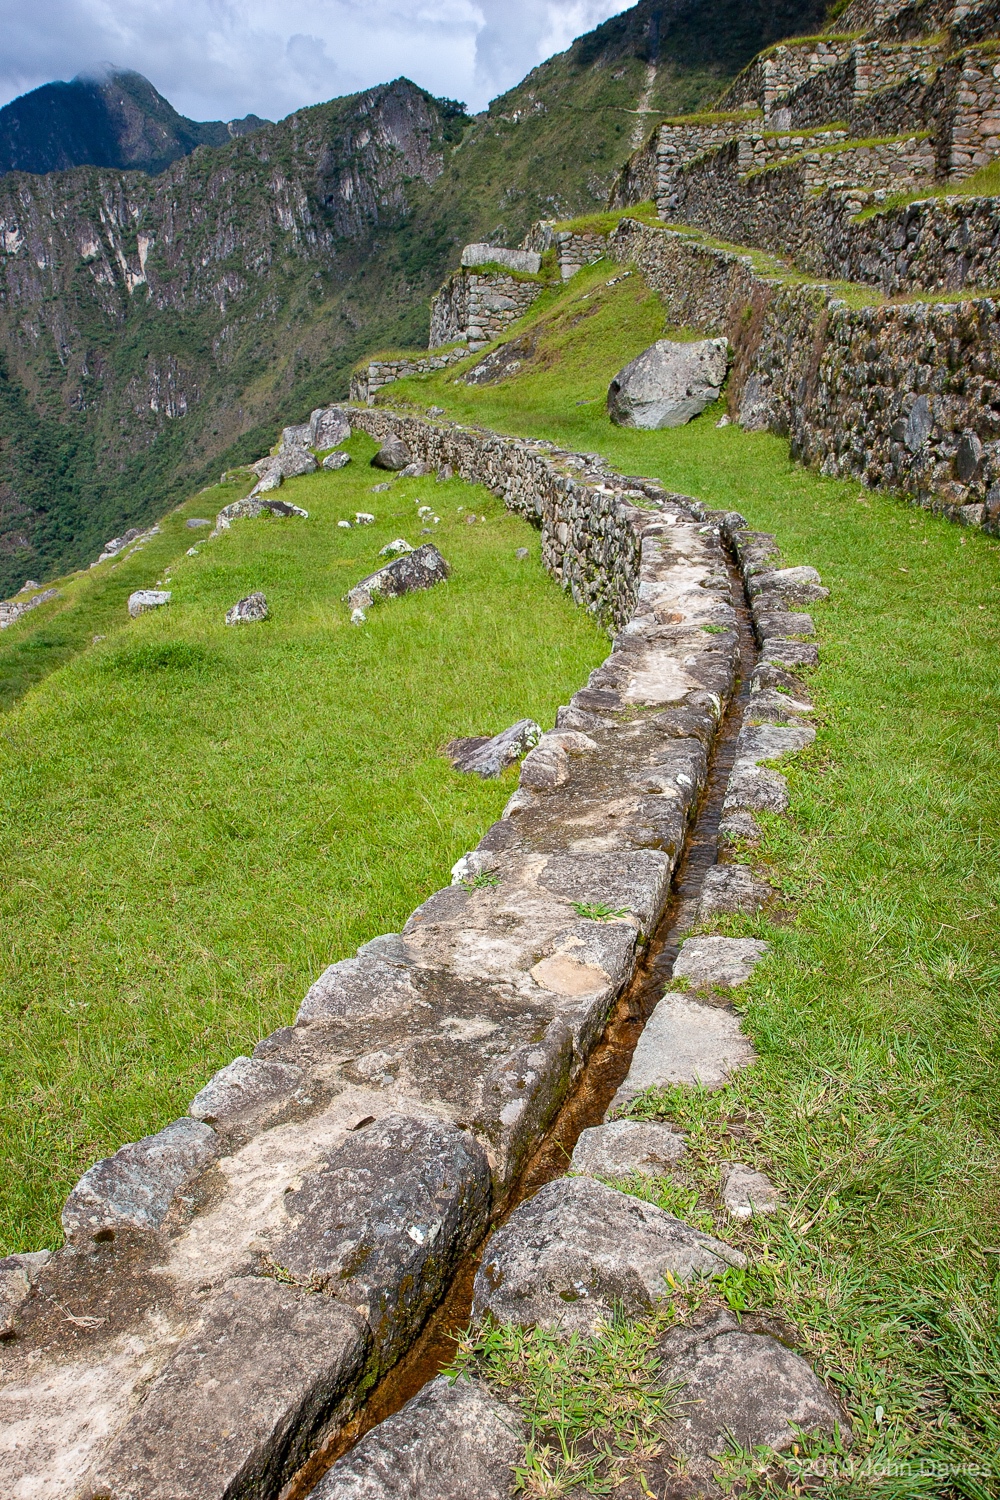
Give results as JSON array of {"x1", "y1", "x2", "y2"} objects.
[
  {"x1": 383, "y1": 270, "x2": 1000, "y2": 1489},
  {"x1": 855, "y1": 159, "x2": 1000, "y2": 220},
  {"x1": 0, "y1": 431, "x2": 607, "y2": 1252}
]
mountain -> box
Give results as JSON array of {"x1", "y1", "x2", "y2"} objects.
[
  {"x1": 0, "y1": 70, "x2": 269, "y2": 177},
  {"x1": 0, "y1": 0, "x2": 826, "y2": 596}
]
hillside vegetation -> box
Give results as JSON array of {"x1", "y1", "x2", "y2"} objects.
[
  {"x1": 0, "y1": 0, "x2": 826, "y2": 596},
  {"x1": 380, "y1": 259, "x2": 1000, "y2": 1488},
  {"x1": 0, "y1": 441, "x2": 606, "y2": 1249}
]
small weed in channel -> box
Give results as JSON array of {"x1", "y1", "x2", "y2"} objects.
[{"x1": 572, "y1": 902, "x2": 629, "y2": 922}]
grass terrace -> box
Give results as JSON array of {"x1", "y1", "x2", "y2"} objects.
[{"x1": 0, "y1": 435, "x2": 607, "y2": 1251}]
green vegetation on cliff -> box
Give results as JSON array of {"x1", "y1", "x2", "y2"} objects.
[{"x1": 0, "y1": 440, "x2": 606, "y2": 1250}]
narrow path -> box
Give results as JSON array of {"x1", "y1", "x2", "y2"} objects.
[{"x1": 630, "y1": 62, "x2": 658, "y2": 150}]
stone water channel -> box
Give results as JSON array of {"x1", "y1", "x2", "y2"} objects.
[
  {"x1": 282, "y1": 538, "x2": 761, "y2": 1497},
  {"x1": 0, "y1": 410, "x2": 834, "y2": 1497}
]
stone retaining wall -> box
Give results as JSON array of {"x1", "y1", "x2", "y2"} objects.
[
  {"x1": 609, "y1": 215, "x2": 1000, "y2": 527},
  {"x1": 349, "y1": 347, "x2": 468, "y2": 405},
  {"x1": 937, "y1": 44, "x2": 1000, "y2": 176},
  {"x1": 1, "y1": 410, "x2": 754, "y2": 1499},
  {"x1": 811, "y1": 185, "x2": 1000, "y2": 290},
  {"x1": 718, "y1": 38, "x2": 856, "y2": 119},
  {"x1": 429, "y1": 268, "x2": 544, "y2": 351}
]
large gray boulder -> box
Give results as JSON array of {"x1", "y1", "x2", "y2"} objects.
[
  {"x1": 61, "y1": 1118, "x2": 218, "y2": 1245},
  {"x1": 311, "y1": 407, "x2": 351, "y2": 449},
  {"x1": 372, "y1": 436, "x2": 412, "y2": 471},
  {"x1": 472, "y1": 1176, "x2": 743, "y2": 1334},
  {"x1": 307, "y1": 1376, "x2": 525, "y2": 1499},
  {"x1": 347, "y1": 544, "x2": 450, "y2": 615},
  {"x1": 127, "y1": 589, "x2": 170, "y2": 618},
  {"x1": 607, "y1": 338, "x2": 728, "y2": 429},
  {"x1": 446, "y1": 719, "x2": 541, "y2": 777}
]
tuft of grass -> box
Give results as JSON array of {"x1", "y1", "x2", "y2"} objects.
[
  {"x1": 0, "y1": 431, "x2": 607, "y2": 1251},
  {"x1": 572, "y1": 901, "x2": 630, "y2": 922}
]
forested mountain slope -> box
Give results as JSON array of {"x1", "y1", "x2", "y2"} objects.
[{"x1": 0, "y1": 0, "x2": 824, "y2": 594}]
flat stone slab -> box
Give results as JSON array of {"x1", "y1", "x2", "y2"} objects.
[
  {"x1": 571, "y1": 1119, "x2": 687, "y2": 1179},
  {"x1": 447, "y1": 718, "x2": 542, "y2": 777},
  {"x1": 472, "y1": 1176, "x2": 744, "y2": 1334},
  {"x1": 189, "y1": 1054, "x2": 305, "y2": 1131},
  {"x1": 62, "y1": 1117, "x2": 218, "y2": 1245},
  {"x1": 696, "y1": 864, "x2": 772, "y2": 921},
  {"x1": 611, "y1": 992, "x2": 756, "y2": 1109},
  {"x1": 461, "y1": 243, "x2": 541, "y2": 274},
  {"x1": 672, "y1": 936, "x2": 769, "y2": 991},
  {"x1": 308, "y1": 1376, "x2": 525, "y2": 1499},
  {"x1": 721, "y1": 1162, "x2": 781, "y2": 1219},
  {"x1": 267, "y1": 1114, "x2": 491, "y2": 1372},
  {"x1": 658, "y1": 1309, "x2": 849, "y2": 1463},
  {"x1": 85, "y1": 1277, "x2": 368, "y2": 1500}
]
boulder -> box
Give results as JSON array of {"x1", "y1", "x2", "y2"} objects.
[
  {"x1": 127, "y1": 589, "x2": 171, "y2": 618},
  {"x1": 278, "y1": 446, "x2": 317, "y2": 478},
  {"x1": 570, "y1": 1119, "x2": 687, "y2": 1179},
  {"x1": 472, "y1": 1176, "x2": 743, "y2": 1335},
  {"x1": 61, "y1": 1117, "x2": 218, "y2": 1245},
  {"x1": 323, "y1": 452, "x2": 352, "y2": 471},
  {"x1": 281, "y1": 423, "x2": 313, "y2": 450},
  {"x1": 346, "y1": 544, "x2": 450, "y2": 614},
  {"x1": 607, "y1": 339, "x2": 728, "y2": 429},
  {"x1": 306, "y1": 1376, "x2": 524, "y2": 1499},
  {"x1": 460, "y1": 243, "x2": 541, "y2": 274},
  {"x1": 398, "y1": 461, "x2": 434, "y2": 478},
  {"x1": 225, "y1": 592, "x2": 269, "y2": 626},
  {"x1": 657, "y1": 1309, "x2": 849, "y2": 1463},
  {"x1": 311, "y1": 407, "x2": 351, "y2": 449},
  {"x1": 250, "y1": 464, "x2": 283, "y2": 495},
  {"x1": 372, "y1": 437, "x2": 412, "y2": 471},
  {"x1": 446, "y1": 719, "x2": 542, "y2": 777},
  {"x1": 185, "y1": 517, "x2": 211, "y2": 528}
]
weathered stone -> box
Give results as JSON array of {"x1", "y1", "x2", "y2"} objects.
[
  {"x1": 0, "y1": 1261, "x2": 32, "y2": 1338},
  {"x1": 515, "y1": 547, "x2": 529, "y2": 559},
  {"x1": 185, "y1": 517, "x2": 211, "y2": 528},
  {"x1": 61, "y1": 1118, "x2": 218, "y2": 1245},
  {"x1": 346, "y1": 544, "x2": 450, "y2": 612},
  {"x1": 307, "y1": 1376, "x2": 524, "y2": 1500},
  {"x1": 721, "y1": 1162, "x2": 781, "y2": 1219},
  {"x1": 672, "y1": 936, "x2": 769, "y2": 991},
  {"x1": 275, "y1": 445, "x2": 318, "y2": 478},
  {"x1": 398, "y1": 461, "x2": 434, "y2": 478},
  {"x1": 372, "y1": 437, "x2": 412, "y2": 470},
  {"x1": 295, "y1": 950, "x2": 420, "y2": 1025},
  {"x1": 461, "y1": 243, "x2": 541, "y2": 274},
  {"x1": 189, "y1": 1055, "x2": 305, "y2": 1130},
  {"x1": 225, "y1": 591, "x2": 269, "y2": 625},
  {"x1": 608, "y1": 339, "x2": 729, "y2": 429},
  {"x1": 747, "y1": 565, "x2": 828, "y2": 604},
  {"x1": 473, "y1": 1177, "x2": 743, "y2": 1334},
  {"x1": 745, "y1": 687, "x2": 814, "y2": 723},
  {"x1": 436, "y1": 464, "x2": 454, "y2": 481},
  {"x1": 723, "y1": 762, "x2": 790, "y2": 814},
  {"x1": 250, "y1": 462, "x2": 283, "y2": 495},
  {"x1": 268, "y1": 1114, "x2": 491, "y2": 1371},
  {"x1": 312, "y1": 407, "x2": 351, "y2": 449},
  {"x1": 696, "y1": 864, "x2": 773, "y2": 921},
  {"x1": 611, "y1": 993, "x2": 756, "y2": 1108},
  {"x1": 658, "y1": 1308, "x2": 849, "y2": 1463},
  {"x1": 127, "y1": 589, "x2": 170, "y2": 617},
  {"x1": 446, "y1": 719, "x2": 542, "y2": 777},
  {"x1": 281, "y1": 423, "x2": 313, "y2": 450},
  {"x1": 571, "y1": 1119, "x2": 687, "y2": 1179},
  {"x1": 261, "y1": 498, "x2": 308, "y2": 518},
  {"x1": 86, "y1": 1278, "x2": 369, "y2": 1500},
  {"x1": 323, "y1": 451, "x2": 352, "y2": 470}
]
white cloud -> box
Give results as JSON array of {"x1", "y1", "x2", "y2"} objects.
[{"x1": 0, "y1": 0, "x2": 631, "y2": 122}]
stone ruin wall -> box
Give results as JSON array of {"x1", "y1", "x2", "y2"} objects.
[
  {"x1": 718, "y1": 37, "x2": 857, "y2": 119},
  {"x1": 349, "y1": 347, "x2": 468, "y2": 406},
  {"x1": 428, "y1": 267, "x2": 543, "y2": 352},
  {"x1": 610, "y1": 216, "x2": 1000, "y2": 528},
  {"x1": 1, "y1": 404, "x2": 781, "y2": 1498}
]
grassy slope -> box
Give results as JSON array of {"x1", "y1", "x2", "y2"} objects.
[
  {"x1": 386, "y1": 271, "x2": 1000, "y2": 1486},
  {"x1": 0, "y1": 434, "x2": 607, "y2": 1251}
]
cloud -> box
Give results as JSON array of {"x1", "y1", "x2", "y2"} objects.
[{"x1": 0, "y1": 0, "x2": 632, "y2": 122}]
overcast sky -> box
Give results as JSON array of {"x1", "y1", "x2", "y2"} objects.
[{"x1": 0, "y1": 0, "x2": 632, "y2": 121}]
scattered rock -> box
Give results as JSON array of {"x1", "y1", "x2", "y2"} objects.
[
  {"x1": 127, "y1": 589, "x2": 171, "y2": 618},
  {"x1": 380, "y1": 538, "x2": 413, "y2": 557},
  {"x1": 61, "y1": 1118, "x2": 218, "y2": 1245},
  {"x1": 607, "y1": 339, "x2": 729, "y2": 430},
  {"x1": 306, "y1": 1376, "x2": 524, "y2": 1500},
  {"x1": 323, "y1": 452, "x2": 352, "y2": 471},
  {"x1": 436, "y1": 464, "x2": 454, "y2": 481},
  {"x1": 460, "y1": 243, "x2": 541, "y2": 274},
  {"x1": 672, "y1": 936, "x2": 769, "y2": 991},
  {"x1": 312, "y1": 407, "x2": 351, "y2": 450},
  {"x1": 372, "y1": 482, "x2": 391, "y2": 493},
  {"x1": 86, "y1": 1278, "x2": 369, "y2": 1500},
  {"x1": 515, "y1": 547, "x2": 529, "y2": 560},
  {"x1": 372, "y1": 437, "x2": 412, "y2": 471},
  {"x1": 185, "y1": 518, "x2": 211, "y2": 529},
  {"x1": 268, "y1": 1115, "x2": 491, "y2": 1371},
  {"x1": 696, "y1": 865, "x2": 772, "y2": 921},
  {"x1": 571, "y1": 1119, "x2": 687, "y2": 1179},
  {"x1": 446, "y1": 719, "x2": 542, "y2": 777},
  {"x1": 355, "y1": 512, "x2": 375, "y2": 524},
  {"x1": 225, "y1": 592, "x2": 269, "y2": 626},
  {"x1": 18, "y1": 579, "x2": 40, "y2": 591},
  {"x1": 398, "y1": 461, "x2": 434, "y2": 478},
  {"x1": 104, "y1": 527, "x2": 141, "y2": 556},
  {"x1": 611, "y1": 992, "x2": 756, "y2": 1108},
  {"x1": 427, "y1": 406, "x2": 445, "y2": 417},
  {"x1": 721, "y1": 1162, "x2": 780, "y2": 1219},
  {"x1": 472, "y1": 1177, "x2": 744, "y2": 1334},
  {"x1": 251, "y1": 464, "x2": 284, "y2": 495},
  {"x1": 657, "y1": 1308, "x2": 849, "y2": 1465},
  {"x1": 347, "y1": 544, "x2": 450, "y2": 615}
]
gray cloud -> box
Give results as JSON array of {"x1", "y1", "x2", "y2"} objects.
[{"x1": 0, "y1": 0, "x2": 630, "y2": 121}]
